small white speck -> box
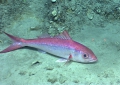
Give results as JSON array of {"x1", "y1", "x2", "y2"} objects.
[{"x1": 51, "y1": 0, "x2": 56, "y2": 3}]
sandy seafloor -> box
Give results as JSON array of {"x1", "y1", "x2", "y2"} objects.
[{"x1": 0, "y1": 0, "x2": 120, "y2": 85}]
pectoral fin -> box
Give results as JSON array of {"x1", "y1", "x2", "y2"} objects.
[
  {"x1": 56, "y1": 58, "x2": 68, "y2": 62},
  {"x1": 56, "y1": 54, "x2": 72, "y2": 63}
]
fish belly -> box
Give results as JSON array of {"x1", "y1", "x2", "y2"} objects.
[{"x1": 28, "y1": 44, "x2": 73, "y2": 59}]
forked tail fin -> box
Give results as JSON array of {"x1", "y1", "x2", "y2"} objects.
[{"x1": 0, "y1": 32, "x2": 25, "y2": 53}]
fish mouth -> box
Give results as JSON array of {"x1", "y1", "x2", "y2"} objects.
[
  {"x1": 89, "y1": 58, "x2": 97, "y2": 62},
  {"x1": 82, "y1": 59, "x2": 97, "y2": 64}
]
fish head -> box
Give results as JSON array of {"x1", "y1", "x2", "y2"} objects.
[{"x1": 73, "y1": 46, "x2": 97, "y2": 63}]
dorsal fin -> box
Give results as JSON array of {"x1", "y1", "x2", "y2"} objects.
[
  {"x1": 54, "y1": 30, "x2": 71, "y2": 39},
  {"x1": 37, "y1": 30, "x2": 71, "y2": 39}
]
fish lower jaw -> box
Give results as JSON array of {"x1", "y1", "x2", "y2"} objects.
[{"x1": 89, "y1": 59, "x2": 97, "y2": 63}]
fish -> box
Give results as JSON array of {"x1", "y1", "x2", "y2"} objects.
[{"x1": 0, "y1": 31, "x2": 97, "y2": 63}]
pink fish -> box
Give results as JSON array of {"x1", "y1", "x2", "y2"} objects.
[{"x1": 0, "y1": 31, "x2": 97, "y2": 63}]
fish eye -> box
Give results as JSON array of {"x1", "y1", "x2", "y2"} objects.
[{"x1": 83, "y1": 53, "x2": 89, "y2": 59}]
